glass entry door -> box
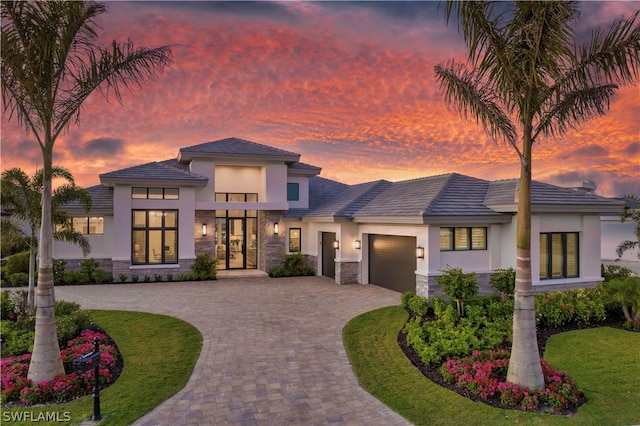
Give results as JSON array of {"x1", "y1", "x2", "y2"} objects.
[
  {"x1": 228, "y1": 218, "x2": 244, "y2": 269},
  {"x1": 215, "y1": 213, "x2": 257, "y2": 270}
]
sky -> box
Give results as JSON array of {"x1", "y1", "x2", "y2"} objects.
[{"x1": 1, "y1": 1, "x2": 639, "y2": 198}]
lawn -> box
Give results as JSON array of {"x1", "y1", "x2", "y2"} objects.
[
  {"x1": 343, "y1": 305, "x2": 640, "y2": 426},
  {"x1": 0, "y1": 310, "x2": 202, "y2": 425}
]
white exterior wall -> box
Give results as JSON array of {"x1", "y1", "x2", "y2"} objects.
[
  {"x1": 52, "y1": 216, "x2": 114, "y2": 259},
  {"x1": 533, "y1": 213, "x2": 603, "y2": 288},
  {"x1": 191, "y1": 159, "x2": 215, "y2": 203},
  {"x1": 287, "y1": 176, "x2": 310, "y2": 209}
]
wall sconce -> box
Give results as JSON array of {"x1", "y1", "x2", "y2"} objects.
[
  {"x1": 202, "y1": 223, "x2": 207, "y2": 236},
  {"x1": 333, "y1": 240, "x2": 340, "y2": 250},
  {"x1": 416, "y1": 246, "x2": 425, "y2": 258},
  {"x1": 274, "y1": 222, "x2": 279, "y2": 235},
  {"x1": 353, "y1": 240, "x2": 361, "y2": 249}
]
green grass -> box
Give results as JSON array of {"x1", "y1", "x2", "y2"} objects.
[
  {"x1": 343, "y1": 305, "x2": 640, "y2": 426},
  {"x1": 1, "y1": 310, "x2": 202, "y2": 425}
]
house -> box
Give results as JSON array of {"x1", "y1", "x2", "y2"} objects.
[
  {"x1": 601, "y1": 196, "x2": 640, "y2": 275},
  {"x1": 55, "y1": 137, "x2": 626, "y2": 298}
]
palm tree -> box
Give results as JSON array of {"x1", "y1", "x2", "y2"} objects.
[
  {"x1": 435, "y1": 1, "x2": 640, "y2": 390},
  {"x1": 1, "y1": 1, "x2": 172, "y2": 383},
  {"x1": 1, "y1": 166, "x2": 92, "y2": 311},
  {"x1": 616, "y1": 195, "x2": 640, "y2": 259}
]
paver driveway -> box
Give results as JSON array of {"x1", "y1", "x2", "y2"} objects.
[{"x1": 55, "y1": 276, "x2": 411, "y2": 425}]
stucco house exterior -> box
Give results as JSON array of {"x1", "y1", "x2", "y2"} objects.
[{"x1": 56, "y1": 137, "x2": 625, "y2": 298}]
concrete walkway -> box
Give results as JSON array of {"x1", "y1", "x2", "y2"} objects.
[{"x1": 54, "y1": 276, "x2": 411, "y2": 425}]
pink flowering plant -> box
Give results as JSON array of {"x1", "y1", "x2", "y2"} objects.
[
  {"x1": 440, "y1": 349, "x2": 583, "y2": 413},
  {"x1": 1, "y1": 330, "x2": 119, "y2": 406}
]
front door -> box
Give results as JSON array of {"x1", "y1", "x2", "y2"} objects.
[
  {"x1": 228, "y1": 218, "x2": 245, "y2": 269},
  {"x1": 322, "y1": 232, "x2": 336, "y2": 278},
  {"x1": 215, "y1": 215, "x2": 258, "y2": 270}
]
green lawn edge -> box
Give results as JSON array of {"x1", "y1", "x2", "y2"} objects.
[
  {"x1": 342, "y1": 305, "x2": 640, "y2": 426},
  {"x1": 1, "y1": 310, "x2": 202, "y2": 425}
]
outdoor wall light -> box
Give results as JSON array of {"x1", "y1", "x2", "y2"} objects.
[
  {"x1": 333, "y1": 240, "x2": 340, "y2": 250},
  {"x1": 353, "y1": 240, "x2": 361, "y2": 249},
  {"x1": 202, "y1": 223, "x2": 207, "y2": 236},
  {"x1": 274, "y1": 222, "x2": 279, "y2": 234},
  {"x1": 416, "y1": 246, "x2": 425, "y2": 258}
]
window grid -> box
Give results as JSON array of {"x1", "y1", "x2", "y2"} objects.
[
  {"x1": 289, "y1": 228, "x2": 301, "y2": 252},
  {"x1": 539, "y1": 232, "x2": 579, "y2": 280},
  {"x1": 215, "y1": 193, "x2": 259, "y2": 202},
  {"x1": 440, "y1": 227, "x2": 487, "y2": 251},
  {"x1": 69, "y1": 217, "x2": 104, "y2": 235},
  {"x1": 131, "y1": 187, "x2": 180, "y2": 200},
  {"x1": 132, "y1": 210, "x2": 178, "y2": 265}
]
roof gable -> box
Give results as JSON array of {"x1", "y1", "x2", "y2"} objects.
[
  {"x1": 178, "y1": 137, "x2": 300, "y2": 163},
  {"x1": 100, "y1": 161, "x2": 208, "y2": 186}
]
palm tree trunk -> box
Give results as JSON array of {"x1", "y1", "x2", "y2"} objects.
[
  {"x1": 27, "y1": 147, "x2": 64, "y2": 383},
  {"x1": 506, "y1": 128, "x2": 544, "y2": 390},
  {"x1": 28, "y1": 235, "x2": 36, "y2": 310}
]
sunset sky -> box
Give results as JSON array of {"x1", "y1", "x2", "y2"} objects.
[{"x1": 2, "y1": 1, "x2": 639, "y2": 197}]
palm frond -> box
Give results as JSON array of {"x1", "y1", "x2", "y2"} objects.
[
  {"x1": 434, "y1": 61, "x2": 518, "y2": 154},
  {"x1": 53, "y1": 227, "x2": 91, "y2": 257},
  {"x1": 534, "y1": 84, "x2": 617, "y2": 141}
]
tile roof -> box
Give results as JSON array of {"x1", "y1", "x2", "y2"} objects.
[
  {"x1": 485, "y1": 179, "x2": 625, "y2": 212},
  {"x1": 305, "y1": 180, "x2": 392, "y2": 219},
  {"x1": 350, "y1": 173, "x2": 503, "y2": 220},
  {"x1": 63, "y1": 185, "x2": 113, "y2": 213},
  {"x1": 285, "y1": 176, "x2": 349, "y2": 219},
  {"x1": 99, "y1": 161, "x2": 208, "y2": 186},
  {"x1": 179, "y1": 137, "x2": 300, "y2": 162}
]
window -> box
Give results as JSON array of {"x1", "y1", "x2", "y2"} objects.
[
  {"x1": 540, "y1": 232, "x2": 579, "y2": 279},
  {"x1": 215, "y1": 193, "x2": 258, "y2": 202},
  {"x1": 131, "y1": 187, "x2": 179, "y2": 200},
  {"x1": 440, "y1": 227, "x2": 487, "y2": 251},
  {"x1": 132, "y1": 210, "x2": 178, "y2": 265},
  {"x1": 287, "y1": 183, "x2": 299, "y2": 201},
  {"x1": 289, "y1": 228, "x2": 301, "y2": 252},
  {"x1": 69, "y1": 217, "x2": 104, "y2": 235}
]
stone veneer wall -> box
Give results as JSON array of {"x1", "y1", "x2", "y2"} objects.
[
  {"x1": 112, "y1": 259, "x2": 195, "y2": 282},
  {"x1": 195, "y1": 210, "x2": 216, "y2": 257},
  {"x1": 417, "y1": 272, "x2": 600, "y2": 300},
  {"x1": 303, "y1": 255, "x2": 318, "y2": 275},
  {"x1": 335, "y1": 261, "x2": 359, "y2": 284},
  {"x1": 259, "y1": 211, "x2": 286, "y2": 272}
]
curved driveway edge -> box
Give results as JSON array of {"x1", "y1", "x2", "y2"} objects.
[{"x1": 54, "y1": 276, "x2": 411, "y2": 425}]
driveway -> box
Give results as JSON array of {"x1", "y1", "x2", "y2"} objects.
[{"x1": 54, "y1": 276, "x2": 410, "y2": 425}]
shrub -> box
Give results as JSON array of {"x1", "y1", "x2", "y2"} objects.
[
  {"x1": 407, "y1": 294, "x2": 430, "y2": 317},
  {"x1": 62, "y1": 271, "x2": 79, "y2": 285},
  {"x1": 191, "y1": 253, "x2": 218, "y2": 280},
  {"x1": 55, "y1": 300, "x2": 80, "y2": 317},
  {"x1": 400, "y1": 291, "x2": 415, "y2": 308},
  {"x1": 166, "y1": 273, "x2": 174, "y2": 282},
  {"x1": 601, "y1": 264, "x2": 633, "y2": 282},
  {"x1": 53, "y1": 259, "x2": 67, "y2": 285},
  {"x1": 79, "y1": 258, "x2": 100, "y2": 283},
  {"x1": 55, "y1": 310, "x2": 92, "y2": 347},
  {"x1": 5, "y1": 251, "x2": 30, "y2": 275},
  {"x1": 1, "y1": 291, "x2": 15, "y2": 321},
  {"x1": 436, "y1": 267, "x2": 479, "y2": 317},
  {"x1": 154, "y1": 273, "x2": 163, "y2": 282},
  {"x1": 535, "y1": 289, "x2": 606, "y2": 328},
  {"x1": 92, "y1": 269, "x2": 111, "y2": 284},
  {"x1": 601, "y1": 277, "x2": 640, "y2": 323},
  {"x1": 131, "y1": 274, "x2": 139, "y2": 283},
  {"x1": 118, "y1": 273, "x2": 128, "y2": 283},
  {"x1": 268, "y1": 252, "x2": 314, "y2": 277},
  {"x1": 178, "y1": 273, "x2": 189, "y2": 281},
  {"x1": 489, "y1": 268, "x2": 515, "y2": 300},
  {"x1": 8, "y1": 272, "x2": 29, "y2": 287}
]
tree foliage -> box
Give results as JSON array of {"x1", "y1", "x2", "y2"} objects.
[
  {"x1": 1, "y1": 0, "x2": 172, "y2": 382},
  {"x1": 436, "y1": 1, "x2": 640, "y2": 390}
]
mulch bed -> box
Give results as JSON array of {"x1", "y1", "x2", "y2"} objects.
[{"x1": 397, "y1": 311, "x2": 626, "y2": 416}]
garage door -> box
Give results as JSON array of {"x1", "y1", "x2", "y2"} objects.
[{"x1": 369, "y1": 234, "x2": 416, "y2": 293}]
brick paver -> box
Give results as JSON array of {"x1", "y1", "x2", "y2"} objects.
[{"x1": 55, "y1": 276, "x2": 410, "y2": 425}]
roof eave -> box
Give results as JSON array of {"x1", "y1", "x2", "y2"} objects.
[
  {"x1": 178, "y1": 151, "x2": 300, "y2": 164},
  {"x1": 99, "y1": 177, "x2": 208, "y2": 187}
]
